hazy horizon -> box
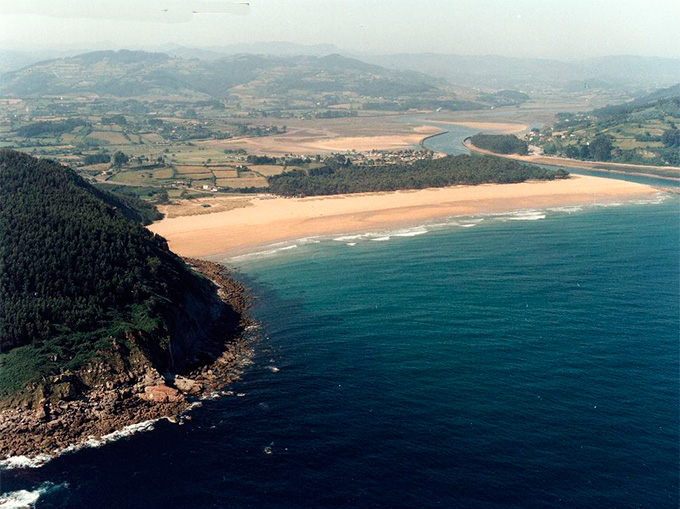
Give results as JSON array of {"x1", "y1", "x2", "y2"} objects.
[{"x1": 0, "y1": 0, "x2": 678, "y2": 60}]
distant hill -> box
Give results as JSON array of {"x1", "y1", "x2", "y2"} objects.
[
  {"x1": 165, "y1": 41, "x2": 343, "y2": 60},
  {"x1": 0, "y1": 50, "x2": 445, "y2": 101},
  {"x1": 4, "y1": 46, "x2": 678, "y2": 93},
  {"x1": 592, "y1": 84, "x2": 680, "y2": 118},
  {"x1": 157, "y1": 44, "x2": 680, "y2": 92},
  {"x1": 360, "y1": 54, "x2": 680, "y2": 91},
  {"x1": 537, "y1": 84, "x2": 680, "y2": 166}
]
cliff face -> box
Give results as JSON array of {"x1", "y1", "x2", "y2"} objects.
[
  {"x1": 0, "y1": 258, "x2": 254, "y2": 459},
  {"x1": 0, "y1": 151, "x2": 252, "y2": 458}
]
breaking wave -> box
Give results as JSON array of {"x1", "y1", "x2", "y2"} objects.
[{"x1": 0, "y1": 482, "x2": 68, "y2": 508}]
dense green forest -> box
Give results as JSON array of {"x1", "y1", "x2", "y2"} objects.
[
  {"x1": 0, "y1": 150, "x2": 213, "y2": 395},
  {"x1": 97, "y1": 186, "x2": 165, "y2": 225},
  {"x1": 16, "y1": 119, "x2": 87, "y2": 138},
  {"x1": 469, "y1": 134, "x2": 529, "y2": 155},
  {"x1": 267, "y1": 154, "x2": 567, "y2": 197}
]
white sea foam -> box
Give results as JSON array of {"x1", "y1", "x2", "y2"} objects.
[
  {"x1": 497, "y1": 210, "x2": 546, "y2": 221},
  {"x1": 297, "y1": 237, "x2": 321, "y2": 245},
  {"x1": 59, "y1": 419, "x2": 160, "y2": 457},
  {"x1": 429, "y1": 217, "x2": 484, "y2": 229},
  {"x1": 0, "y1": 488, "x2": 42, "y2": 508},
  {"x1": 333, "y1": 234, "x2": 363, "y2": 242},
  {"x1": 231, "y1": 244, "x2": 299, "y2": 261},
  {"x1": 233, "y1": 191, "x2": 671, "y2": 263},
  {"x1": 335, "y1": 226, "x2": 429, "y2": 244},
  {"x1": 548, "y1": 206, "x2": 584, "y2": 214},
  {"x1": 0, "y1": 482, "x2": 67, "y2": 508},
  {"x1": 631, "y1": 193, "x2": 669, "y2": 206},
  {"x1": 100, "y1": 419, "x2": 157, "y2": 443},
  {"x1": 1, "y1": 419, "x2": 162, "y2": 471},
  {"x1": 392, "y1": 227, "x2": 429, "y2": 237},
  {"x1": 0, "y1": 454, "x2": 53, "y2": 470}
]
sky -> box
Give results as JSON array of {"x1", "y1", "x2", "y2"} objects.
[{"x1": 0, "y1": 0, "x2": 678, "y2": 59}]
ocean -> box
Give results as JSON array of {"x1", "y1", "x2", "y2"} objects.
[{"x1": 1, "y1": 135, "x2": 678, "y2": 507}]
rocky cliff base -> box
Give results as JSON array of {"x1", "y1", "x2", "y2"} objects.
[{"x1": 0, "y1": 260, "x2": 255, "y2": 460}]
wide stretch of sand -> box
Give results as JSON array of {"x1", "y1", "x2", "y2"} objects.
[
  {"x1": 148, "y1": 175, "x2": 656, "y2": 260},
  {"x1": 201, "y1": 124, "x2": 440, "y2": 155}
]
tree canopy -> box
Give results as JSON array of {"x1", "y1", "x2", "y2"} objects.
[
  {"x1": 469, "y1": 134, "x2": 528, "y2": 155},
  {"x1": 0, "y1": 150, "x2": 206, "y2": 353},
  {"x1": 267, "y1": 154, "x2": 567, "y2": 197}
]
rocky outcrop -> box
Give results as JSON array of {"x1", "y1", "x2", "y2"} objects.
[{"x1": 0, "y1": 260, "x2": 256, "y2": 460}]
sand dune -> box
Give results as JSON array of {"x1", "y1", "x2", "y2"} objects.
[{"x1": 148, "y1": 175, "x2": 656, "y2": 260}]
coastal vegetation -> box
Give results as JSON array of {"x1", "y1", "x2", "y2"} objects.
[
  {"x1": 0, "y1": 150, "x2": 243, "y2": 405},
  {"x1": 532, "y1": 84, "x2": 680, "y2": 166},
  {"x1": 469, "y1": 134, "x2": 528, "y2": 155},
  {"x1": 267, "y1": 154, "x2": 568, "y2": 197}
]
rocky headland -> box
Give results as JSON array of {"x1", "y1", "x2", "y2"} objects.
[{"x1": 0, "y1": 259, "x2": 254, "y2": 461}]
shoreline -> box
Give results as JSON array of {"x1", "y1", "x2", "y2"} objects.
[
  {"x1": 148, "y1": 175, "x2": 658, "y2": 260},
  {"x1": 427, "y1": 120, "x2": 529, "y2": 134},
  {"x1": 464, "y1": 140, "x2": 680, "y2": 181},
  {"x1": 0, "y1": 260, "x2": 255, "y2": 464}
]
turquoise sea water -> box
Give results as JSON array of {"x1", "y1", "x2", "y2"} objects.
[
  {"x1": 3, "y1": 195, "x2": 677, "y2": 508},
  {"x1": 229, "y1": 198, "x2": 679, "y2": 507},
  {"x1": 2, "y1": 131, "x2": 678, "y2": 507}
]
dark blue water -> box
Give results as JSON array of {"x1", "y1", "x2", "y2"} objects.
[{"x1": 2, "y1": 196, "x2": 678, "y2": 508}]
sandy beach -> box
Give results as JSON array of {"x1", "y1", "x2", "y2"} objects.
[
  {"x1": 148, "y1": 175, "x2": 657, "y2": 259},
  {"x1": 200, "y1": 124, "x2": 441, "y2": 155}
]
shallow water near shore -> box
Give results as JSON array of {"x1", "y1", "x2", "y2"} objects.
[{"x1": 2, "y1": 193, "x2": 678, "y2": 508}]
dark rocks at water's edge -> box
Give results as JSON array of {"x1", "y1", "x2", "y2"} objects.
[{"x1": 0, "y1": 259, "x2": 256, "y2": 461}]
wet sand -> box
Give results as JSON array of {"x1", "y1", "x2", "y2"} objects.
[
  {"x1": 200, "y1": 125, "x2": 440, "y2": 155},
  {"x1": 148, "y1": 175, "x2": 657, "y2": 259}
]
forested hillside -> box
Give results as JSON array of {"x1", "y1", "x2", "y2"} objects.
[
  {"x1": 469, "y1": 134, "x2": 528, "y2": 155},
  {"x1": 0, "y1": 50, "x2": 443, "y2": 102},
  {"x1": 0, "y1": 150, "x2": 235, "y2": 399},
  {"x1": 537, "y1": 84, "x2": 680, "y2": 166}
]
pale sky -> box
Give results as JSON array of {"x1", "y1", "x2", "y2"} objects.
[{"x1": 0, "y1": 0, "x2": 678, "y2": 59}]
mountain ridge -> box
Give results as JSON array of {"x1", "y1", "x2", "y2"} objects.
[{"x1": 0, "y1": 50, "x2": 444, "y2": 100}]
